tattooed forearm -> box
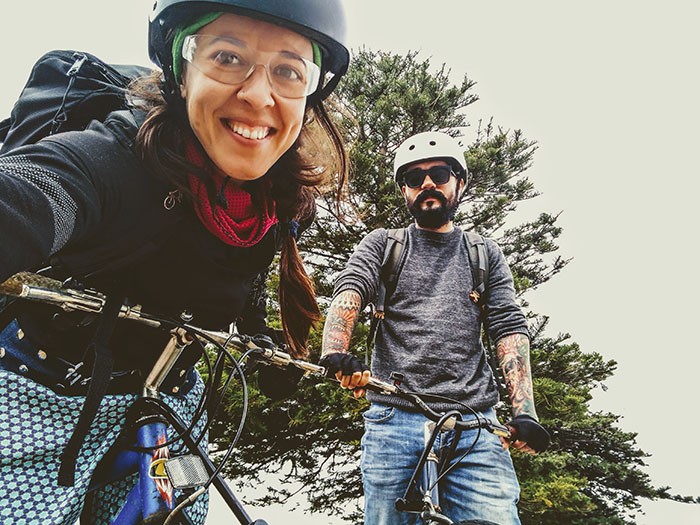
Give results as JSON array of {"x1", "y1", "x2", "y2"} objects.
[
  {"x1": 322, "y1": 290, "x2": 362, "y2": 355},
  {"x1": 497, "y1": 333, "x2": 537, "y2": 419}
]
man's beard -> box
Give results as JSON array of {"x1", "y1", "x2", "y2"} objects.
[{"x1": 408, "y1": 188, "x2": 459, "y2": 229}]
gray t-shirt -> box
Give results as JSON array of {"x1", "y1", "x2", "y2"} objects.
[{"x1": 333, "y1": 224, "x2": 529, "y2": 411}]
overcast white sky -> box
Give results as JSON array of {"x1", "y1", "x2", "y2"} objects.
[{"x1": 2, "y1": 1, "x2": 699, "y2": 524}]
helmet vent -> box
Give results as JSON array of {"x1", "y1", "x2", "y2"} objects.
[
  {"x1": 409, "y1": 145, "x2": 415, "y2": 150},
  {"x1": 429, "y1": 141, "x2": 436, "y2": 146}
]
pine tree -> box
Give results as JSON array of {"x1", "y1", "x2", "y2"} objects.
[{"x1": 207, "y1": 49, "x2": 687, "y2": 524}]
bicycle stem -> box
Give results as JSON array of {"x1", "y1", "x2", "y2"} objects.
[{"x1": 144, "y1": 328, "x2": 193, "y2": 397}]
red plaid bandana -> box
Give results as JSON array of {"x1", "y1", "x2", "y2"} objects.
[{"x1": 185, "y1": 141, "x2": 277, "y2": 247}]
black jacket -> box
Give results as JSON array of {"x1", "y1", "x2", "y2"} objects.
[{"x1": 0, "y1": 110, "x2": 285, "y2": 371}]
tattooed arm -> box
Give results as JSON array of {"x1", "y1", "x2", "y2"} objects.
[
  {"x1": 497, "y1": 332, "x2": 541, "y2": 453},
  {"x1": 497, "y1": 332, "x2": 537, "y2": 419},
  {"x1": 321, "y1": 290, "x2": 371, "y2": 397},
  {"x1": 322, "y1": 290, "x2": 362, "y2": 354}
]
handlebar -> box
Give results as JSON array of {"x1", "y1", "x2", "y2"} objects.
[
  {"x1": 253, "y1": 341, "x2": 510, "y2": 439},
  {"x1": 0, "y1": 272, "x2": 510, "y2": 440}
]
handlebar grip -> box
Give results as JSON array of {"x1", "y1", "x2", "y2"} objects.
[{"x1": 0, "y1": 272, "x2": 63, "y2": 295}]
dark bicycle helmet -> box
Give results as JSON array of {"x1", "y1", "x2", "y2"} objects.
[{"x1": 149, "y1": 0, "x2": 350, "y2": 103}]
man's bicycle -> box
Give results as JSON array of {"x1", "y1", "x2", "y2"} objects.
[{"x1": 0, "y1": 272, "x2": 539, "y2": 524}]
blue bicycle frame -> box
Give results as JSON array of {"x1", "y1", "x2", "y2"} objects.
[
  {"x1": 91, "y1": 419, "x2": 175, "y2": 524},
  {"x1": 84, "y1": 328, "x2": 267, "y2": 525}
]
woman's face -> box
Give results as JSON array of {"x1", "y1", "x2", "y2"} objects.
[{"x1": 180, "y1": 13, "x2": 312, "y2": 184}]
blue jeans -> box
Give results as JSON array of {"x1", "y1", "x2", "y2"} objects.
[{"x1": 361, "y1": 404, "x2": 521, "y2": 525}]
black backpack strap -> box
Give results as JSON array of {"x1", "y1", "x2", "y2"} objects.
[
  {"x1": 464, "y1": 231, "x2": 489, "y2": 307},
  {"x1": 58, "y1": 292, "x2": 123, "y2": 486},
  {"x1": 463, "y1": 231, "x2": 507, "y2": 397},
  {"x1": 367, "y1": 228, "x2": 407, "y2": 352},
  {"x1": 379, "y1": 228, "x2": 408, "y2": 309}
]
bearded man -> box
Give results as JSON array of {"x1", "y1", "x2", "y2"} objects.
[{"x1": 319, "y1": 131, "x2": 549, "y2": 524}]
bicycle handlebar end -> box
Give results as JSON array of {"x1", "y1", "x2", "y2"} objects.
[{"x1": 0, "y1": 274, "x2": 26, "y2": 296}]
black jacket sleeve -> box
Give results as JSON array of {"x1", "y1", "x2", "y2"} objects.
[
  {"x1": 0, "y1": 113, "x2": 156, "y2": 282},
  {"x1": 0, "y1": 140, "x2": 104, "y2": 280}
]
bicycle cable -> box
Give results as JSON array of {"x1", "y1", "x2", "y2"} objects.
[
  {"x1": 140, "y1": 324, "x2": 253, "y2": 457},
  {"x1": 405, "y1": 392, "x2": 486, "y2": 492},
  {"x1": 120, "y1": 316, "x2": 215, "y2": 453},
  {"x1": 159, "y1": 334, "x2": 254, "y2": 523},
  {"x1": 122, "y1": 318, "x2": 245, "y2": 454},
  {"x1": 181, "y1": 325, "x2": 256, "y2": 453}
]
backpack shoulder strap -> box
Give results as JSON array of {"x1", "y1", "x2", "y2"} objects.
[
  {"x1": 58, "y1": 291, "x2": 123, "y2": 486},
  {"x1": 367, "y1": 227, "x2": 407, "y2": 350},
  {"x1": 463, "y1": 231, "x2": 489, "y2": 306},
  {"x1": 381, "y1": 228, "x2": 407, "y2": 300},
  {"x1": 463, "y1": 231, "x2": 507, "y2": 396}
]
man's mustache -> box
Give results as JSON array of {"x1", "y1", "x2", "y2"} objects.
[{"x1": 415, "y1": 188, "x2": 448, "y2": 206}]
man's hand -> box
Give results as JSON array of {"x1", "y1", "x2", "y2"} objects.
[
  {"x1": 319, "y1": 352, "x2": 371, "y2": 398},
  {"x1": 501, "y1": 414, "x2": 551, "y2": 454}
]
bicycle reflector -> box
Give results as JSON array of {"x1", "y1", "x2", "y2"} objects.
[{"x1": 164, "y1": 455, "x2": 210, "y2": 489}]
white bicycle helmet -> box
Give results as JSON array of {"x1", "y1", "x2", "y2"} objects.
[{"x1": 393, "y1": 131, "x2": 468, "y2": 184}]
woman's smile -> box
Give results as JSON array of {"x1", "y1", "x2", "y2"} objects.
[
  {"x1": 180, "y1": 13, "x2": 311, "y2": 183},
  {"x1": 224, "y1": 120, "x2": 273, "y2": 141}
]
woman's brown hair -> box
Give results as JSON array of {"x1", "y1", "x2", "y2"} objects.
[{"x1": 129, "y1": 71, "x2": 348, "y2": 358}]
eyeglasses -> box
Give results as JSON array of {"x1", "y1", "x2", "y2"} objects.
[
  {"x1": 400, "y1": 165, "x2": 455, "y2": 188},
  {"x1": 181, "y1": 34, "x2": 321, "y2": 99}
]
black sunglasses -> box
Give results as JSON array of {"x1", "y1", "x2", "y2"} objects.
[{"x1": 401, "y1": 165, "x2": 455, "y2": 188}]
